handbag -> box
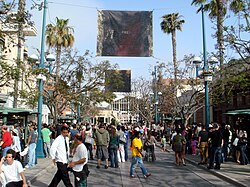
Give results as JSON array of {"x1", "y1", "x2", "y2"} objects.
[
  {"x1": 119, "y1": 134, "x2": 127, "y2": 144},
  {"x1": 233, "y1": 137, "x2": 239, "y2": 146},
  {"x1": 85, "y1": 136, "x2": 93, "y2": 144}
]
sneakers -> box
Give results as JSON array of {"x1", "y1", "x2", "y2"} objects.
[
  {"x1": 144, "y1": 173, "x2": 151, "y2": 178},
  {"x1": 25, "y1": 165, "x2": 30, "y2": 169},
  {"x1": 96, "y1": 165, "x2": 100, "y2": 169},
  {"x1": 130, "y1": 175, "x2": 136, "y2": 179},
  {"x1": 104, "y1": 165, "x2": 109, "y2": 169}
]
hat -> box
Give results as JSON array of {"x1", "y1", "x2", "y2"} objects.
[{"x1": 12, "y1": 129, "x2": 19, "y2": 135}]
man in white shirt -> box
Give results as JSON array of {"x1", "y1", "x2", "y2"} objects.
[
  {"x1": 0, "y1": 149, "x2": 28, "y2": 187},
  {"x1": 49, "y1": 126, "x2": 73, "y2": 187},
  {"x1": 68, "y1": 133, "x2": 89, "y2": 187}
]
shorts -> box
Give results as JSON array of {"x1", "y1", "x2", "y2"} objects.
[{"x1": 96, "y1": 145, "x2": 109, "y2": 160}]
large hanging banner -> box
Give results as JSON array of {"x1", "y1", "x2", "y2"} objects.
[{"x1": 97, "y1": 10, "x2": 153, "y2": 57}]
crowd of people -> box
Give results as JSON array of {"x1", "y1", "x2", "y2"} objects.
[
  {"x1": 170, "y1": 122, "x2": 249, "y2": 170},
  {"x1": 0, "y1": 120, "x2": 248, "y2": 186}
]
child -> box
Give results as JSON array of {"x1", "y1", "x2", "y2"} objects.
[
  {"x1": 161, "y1": 135, "x2": 169, "y2": 152},
  {"x1": 191, "y1": 137, "x2": 198, "y2": 155}
]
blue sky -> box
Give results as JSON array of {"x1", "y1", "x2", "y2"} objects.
[{"x1": 25, "y1": 0, "x2": 234, "y2": 79}]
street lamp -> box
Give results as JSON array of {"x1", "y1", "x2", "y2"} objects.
[
  {"x1": 30, "y1": 53, "x2": 55, "y2": 158},
  {"x1": 192, "y1": 4, "x2": 218, "y2": 130},
  {"x1": 29, "y1": 0, "x2": 54, "y2": 158}
]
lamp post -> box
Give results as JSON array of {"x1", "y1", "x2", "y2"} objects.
[
  {"x1": 193, "y1": 4, "x2": 218, "y2": 130},
  {"x1": 30, "y1": 0, "x2": 55, "y2": 158}
]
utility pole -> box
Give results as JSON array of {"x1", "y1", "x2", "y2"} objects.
[{"x1": 13, "y1": 0, "x2": 26, "y2": 108}]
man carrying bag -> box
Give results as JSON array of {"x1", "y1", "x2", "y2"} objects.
[{"x1": 68, "y1": 133, "x2": 89, "y2": 187}]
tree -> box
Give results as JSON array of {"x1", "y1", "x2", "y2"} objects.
[
  {"x1": 191, "y1": 0, "x2": 250, "y2": 66},
  {"x1": 125, "y1": 77, "x2": 153, "y2": 126},
  {"x1": 160, "y1": 13, "x2": 185, "y2": 81},
  {"x1": 225, "y1": 0, "x2": 249, "y2": 63},
  {"x1": 46, "y1": 17, "x2": 75, "y2": 78},
  {"x1": 43, "y1": 49, "x2": 117, "y2": 123}
]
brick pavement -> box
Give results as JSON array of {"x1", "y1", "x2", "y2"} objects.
[{"x1": 25, "y1": 146, "x2": 250, "y2": 186}]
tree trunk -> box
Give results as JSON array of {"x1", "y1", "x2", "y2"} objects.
[
  {"x1": 216, "y1": 0, "x2": 225, "y2": 68},
  {"x1": 55, "y1": 45, "x2": 61, "y2": 79},
  {"x1": 13, "y1": 0, "x2": 26, "y2": 108},
  {"x1": 171, "y1": 30, "x2": 177, "y2": 82}
]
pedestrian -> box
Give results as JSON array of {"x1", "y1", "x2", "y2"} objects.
[
  {"x1": 41, "y1": 123, "x2": 52, "y2": 158},
  {"x1": 109, "y1": 126, "x2": 119, "y2": 168},
  {"x1": 130, "y1": 131, "x2": 151, "y2": 179},
  {"x1": 207, "y1": 123, "x2": 224, "y2": 170},
  {"x1": 94, "y1": 123, "x2": 110, "y2": 169},
  {"x1": 172, "y1": 128, "x2": 186, "y2": 166},
  {"x1": 198, "y1": 124, "x2": 209, "y2": 165},
  {"x1": 68, "y1": 133, "x2": 89, "y2": 187},
  {"x1": 191, "y1": 136, "x2": 198, "y2": 155},
  {"x1": 116, "y1": 125, "x2": 126, "y2": 163},
  {"x1": 161, "y1": 135, "x2": 168, "y2": 152},
  {"x1": 121, "y1": 126, "x2": 129, "y2": 161},
  {"x1": 49, "y1": 126, "x2": 73, "y2": 187},
  {"x1": 144, "y1": 131, "x2": 157, "y2": 162},
  {"x1": 238, "y1": 131, "x2": 248, "y2": 165},
  {"x1": 11, "y1": 129, "x2": 22, "y2": 162},
  {"x1": 25, "y1": 123, "x2": 38, "y2": 168},
  {"x1": 84, "y1": 124, "x2": 94, "y2": 160},
  {"x1": 0, "y1": 125, "x2": 12, "y2": 157},
  {"x1": 0, "y1": 149, "x2": 28, "y2": 187}
]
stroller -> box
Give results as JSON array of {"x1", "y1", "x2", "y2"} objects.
[{"x1": 143, "y1": 143, "x2": 156, "y2": 162}]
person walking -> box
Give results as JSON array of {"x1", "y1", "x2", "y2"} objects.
[
  {"x1": 95, "y1": 123, "x2": 110, "y2": 169},
  {"x1": 130, "y1": 131, "x2": 151, "y2": 178},
  {"x1": 11, "y1": 129, "x2": 22, "y2": 162},
  {"x1": 109, "y1": 126, "x2": 119, "y2": 168},
  {"x1": 198, "y1": 124, "x2": 209, "y2": 165},
  {"x1": 0, "y1": 149, "x2": 28, "y2": 187},
  {"x1": 49, "y1": 126, "x2": 73, "y2": 187},
  {"x1": 117, "y1": 125, "x2": 126, "y2": 163},
  {"x1": 25, "y1": 124, "x2": 37, "y2": 168},
  {"x1": 172, "y1": 128, "x2": 186, "y2": 166},
  {"x1": 207, "y1": 123, "x2": 224, "y2": 170},
  {"x1": 0, "y1": 125, "x2": 12, "y2": 157},
  {"x1": 41, "y1": 123, "x2": 52, "y2": 158},
  {"x1": 84, "y1": 124, "x2": 94, "y2": 160},
  {"x1": 68, "y1": 133, "x2": 89, "y2": 187}
]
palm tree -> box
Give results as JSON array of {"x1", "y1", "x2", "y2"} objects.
[
  {"x1": 160, "y1": 13, "x2": 185, "y2": 81},
  {"x1": 46, "y1": 17, "x2": 75, "y2": 78},
  {"x1": 191, "y1": 0, "x2": 228, "y2": 68}
]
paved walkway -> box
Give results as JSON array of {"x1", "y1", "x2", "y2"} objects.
[{"x1": 25, "y1": 146, "x2": 250, "y2": 187}]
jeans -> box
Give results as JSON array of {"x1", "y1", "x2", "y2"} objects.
[
  {"x1": 28, "y1": 143, "x2": 36, "y2": 167},
  {"x1": 109, "y1": 145, "x2": 118, "y2": 167},
  {"x1": 85, "y1": 143, "x2": 93, "y2": 159},
  {"x1": 240, "y1": 144, "x2": 249, "y2": 165},
  {"x1": 130, "y1": 156, "x2": 148, "y2": 176},
  {"x1": 2, "y1": 146, "x2": 11, "y2": 157},
  {"x1": 124, "y1": 144, "x2": 128, "y2": 161},
  {"x1": 209, "y1": 147, "x2": 222, "y2": 167},
  {"x1": 44, "y1": 142, "x2": 51, "y2": 158}
]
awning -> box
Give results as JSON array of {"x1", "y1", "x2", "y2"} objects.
[
  {"x1": 224, "y1": 109, "x2": 250, "y2": 115},
  {"x1": 0, "y1": 107, "x2": 33, "y2": 115}
]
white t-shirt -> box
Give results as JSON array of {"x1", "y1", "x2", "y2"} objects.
[
  {"x1": 72, "y1": 143, "x2": 88, "y2": 172},
  {"x1": 1, "y1": 160, "x2": 23, "y2": 183}
]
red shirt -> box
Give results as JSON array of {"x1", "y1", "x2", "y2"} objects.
[{"x1": 2, "y1": 131, "x2": 12, "y2": 148}]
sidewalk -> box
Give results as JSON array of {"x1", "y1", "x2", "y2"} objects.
[
  {"x1": 25, "y1": 158, "x2": 54, "y2": 185},
  {"x1": 184, "y1": 153, "x2": 250, "y2": 187},
  {"x1": 26, "y1": 146, "x2": 250, "y2": 186}
]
